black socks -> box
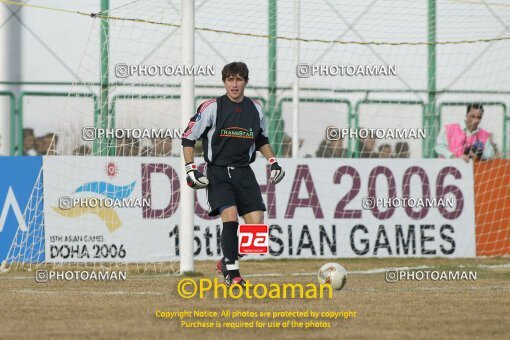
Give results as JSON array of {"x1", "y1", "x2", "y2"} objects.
[{"x1": 221, "y1": 221, "x2": 240, "y2": 277}]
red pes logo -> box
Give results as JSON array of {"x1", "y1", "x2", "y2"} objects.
[{"x1": 238, "y1": 224, "x2": 269, "y2": 254}]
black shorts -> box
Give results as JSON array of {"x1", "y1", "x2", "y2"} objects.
[{"x1": 205, "y1": 164, "x2": 266, "y2": 217}]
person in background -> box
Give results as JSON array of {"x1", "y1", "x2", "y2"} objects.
[
  {"x1": 35, "y1": 136, "x2": 46, "y2": 155},
  {"x1": 378, "y1": 144, "x2": 392, "y2": 158},
  {"x1": 23, "y1": 128, "x2": 37, "y2": 156},
  {"x1": 316, "y1": 136, "x2": 348, "y2": 158},
  {"x1": 395, "y1": 142, "x2": 410, "y2": 158},
  {"x1": 116, "y1": 137, "x2": 139, "y2": 156},
  {"x1": 139, "y1": 145, "x2": 152, "y2": 156},
  {"x1": 358, "y1": 129, "x2": 378, "y2": 158},
  {"x1": 152, "y1": 137, "x2": 173, "y2": 157},
  {"x1": 281, "y1": 134, "x2": 292, "y2": 158},
  {"x1": 45, "y1": 133, "x2": 58, "y2": 155},
  {"x1": 435, "y1": 103, "x2": 495, "y2": 162},
  {"x1": 281, "y1": 133, "x2": 303, "y2": 158}
]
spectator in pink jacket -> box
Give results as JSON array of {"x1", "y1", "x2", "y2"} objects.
[{"x1": 435, "y1": 103, "x2": 495, "y2": 162}]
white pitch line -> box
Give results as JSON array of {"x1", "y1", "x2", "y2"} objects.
[
  {"x1": 477, "y1": 263, "x2": 510, "y2": 269},
  {"x1": 245, "y1": 265, "x2": 435, "y2": 277},
  {"x1": 2, "y1": 263, "x2": 509, "y2": 280},
  {"x1": 11, "y1": 289, "x2": 164, "y2": 296}
]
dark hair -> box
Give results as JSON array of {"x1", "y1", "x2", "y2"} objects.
[
  {"x1": 467, "y1": 103, "x2": 484, "y2": 114},
  {"x1": 45, "y1": 132, "x2": 58, "y2": 143},
  {"x1": 23, "y1": 128, "x2": 35, "y2": 137},
  {"x1": 122, "y1": 137, "x2": 139, "y2": 148},
  {"x1": 222, "y1": 62, "x2": 249, "y2": 82},
  {"x1": 395, "y1": 142, "x2": 409, "y2": 154},
  {"x1": 378, "y1": 144, "x2": 392, "y2": 152}
]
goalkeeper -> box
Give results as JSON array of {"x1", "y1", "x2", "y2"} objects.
[{"x1": 181, "y1": 62, "x2": 285, "y2": 287}]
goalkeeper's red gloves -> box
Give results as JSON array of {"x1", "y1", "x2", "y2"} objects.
[
  {"x1": 268, "y1": 157, "x2": 285, "y2": 184},
  {"x1": 185, "y1": 162, "x2": 209, "y2": 189}
]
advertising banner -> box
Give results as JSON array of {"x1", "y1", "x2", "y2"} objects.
[
  {"x1": 43, "y1": 157, "x2": 476, "y2": 262},
  {"x1": 0, "y1": 156, "x2": 44, "y2": 263}
]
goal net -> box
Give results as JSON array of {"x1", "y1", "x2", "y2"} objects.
[{"x1": 3, "y1": 0, "x2": 509, "y2": 273}]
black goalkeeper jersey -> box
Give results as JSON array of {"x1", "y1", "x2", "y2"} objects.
[{"x1": 181, "y1": 95, "x2": 269, "y2": 167}]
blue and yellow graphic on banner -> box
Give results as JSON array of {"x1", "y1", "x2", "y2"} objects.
[{"x1": 52, "y1": 181, "x2": 136, "y2": 232}]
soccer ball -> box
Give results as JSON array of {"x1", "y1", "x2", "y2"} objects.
[{"x1": 318, "y1": 262, "x2": 347, "y2": 290}]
